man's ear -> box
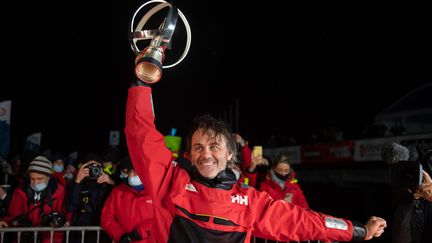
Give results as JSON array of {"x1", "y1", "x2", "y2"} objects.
[{"x1": 227, "y1": 152, "x2": 233, "y2": 162}]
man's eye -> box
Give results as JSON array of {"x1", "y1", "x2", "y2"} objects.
[{"x1": 210, "y1": 145, "x2": 221, "y2": 151}]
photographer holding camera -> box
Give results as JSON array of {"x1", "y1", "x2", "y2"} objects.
[
  {"x1": 0, "y1": 156, "x2": 70, "y2": 243},
  {"x1": 382, "y1": 143, "x2": 432, "y2": 243},
  {"x1": 66, "y1": 152, "x2": 114, "y2": 243}
]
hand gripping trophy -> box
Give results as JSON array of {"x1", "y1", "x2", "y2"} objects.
[{"x1": 129, "y1": 0, "x2": 192, "y2": 83}]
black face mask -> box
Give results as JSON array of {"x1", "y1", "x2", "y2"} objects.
[{"x1": 274, "y1": 171, "x2": 290, "y2": 181}]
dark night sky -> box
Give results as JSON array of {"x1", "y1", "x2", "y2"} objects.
[{"x1": 1, "y1": 0, "x2": 431, "y2": 156}]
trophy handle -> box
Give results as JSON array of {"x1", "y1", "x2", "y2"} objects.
[{"x1": 129, "y1": 0, "x2": 191, "y2": 69}]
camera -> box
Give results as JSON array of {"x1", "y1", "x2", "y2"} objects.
[
  {"x1": 385, "y1": 143, "x2": 432, "y2": 191},
  {"x1": 42, "y1": 211, "x2": 67, "y2": 228},
  {"x1": 390, "y1": 161, "x2": 423, "y2": 190},
  {"x1": 87, "y1": 163, "x2": 103, "y2": 180}
]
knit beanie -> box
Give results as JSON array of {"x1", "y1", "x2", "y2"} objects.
[
  {"x1": 27, "y1": 156, "x2": 53, "y2": 177},
  {"x1": 119, "y1": 155, "x2": 134, "y2": 171}
]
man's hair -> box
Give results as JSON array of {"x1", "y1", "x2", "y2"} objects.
[
  {"x1": 273, "y1": 153, "x2": 291, "y2": 167},
  {"x1": 186, "y1": 114, "x2": 238, "y2": 164}
]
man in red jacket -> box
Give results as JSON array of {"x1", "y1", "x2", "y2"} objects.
[
  {"x1": 101, "y1": 156, "x2": 153, "y2": 243},
  {"x1": 125, "y1": 80, "x2": 387, "y2": 243},
  {"x1": 0, "y1": 156, "x2": 69, "y2": 243}
]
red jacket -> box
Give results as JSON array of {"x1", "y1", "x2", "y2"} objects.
[
  {"x1": 3, "y1": 178, "x2": 68, "y2": 243},
  {"x1": 239, "y1": 146, "x2": 257, "y2": 187},
  {"x1": 125, "y1": 86, "x2": 358, "y2": 243},
  {"x1": 52, "y1": 171, "x2": 66, "y2": 186},
  {"x1": 259, "y1": 173, "x2": 310, "y2": 209},
  {"x1": 101, "y1": 183, "x2": 153, "y2": 243}
]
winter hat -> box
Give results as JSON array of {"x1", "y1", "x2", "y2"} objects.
[
  {"x1": 119, "y1": 155, "x2": 134, "y2": 171},
  {"x1": 51, "y1": 152, "x2": 66, "y2": 164},
  {"x1": 27, "y1": 156, "x2": 53, "y2": 177}
]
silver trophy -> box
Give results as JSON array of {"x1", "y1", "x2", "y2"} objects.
[{"x1": 129, "y1": 0, "x2": 192, "y2": 83}]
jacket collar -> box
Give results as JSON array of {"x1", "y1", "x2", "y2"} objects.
[{"x1": 191, "y1": 166, "x2": 237, "y2": 190}]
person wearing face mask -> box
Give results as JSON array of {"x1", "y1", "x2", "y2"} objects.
[
  {"x1": 0, "y1": 156, "x2": 70, "y2": 243},
  {"x1": 124, "y1": 81, "x2": 387, "y2": 242},
  {"x1": 51, "y1": 152, "x2": 67, "y2": 186},
  {"x1": 101, "y1": 156, "x2": 153, "y2": 243},
  {"x1": 259, "y1": 153, "x2": 309, "y2": 209},
  {"x1": 63, "y1": 163, "x2": 77, "y2": 184}
]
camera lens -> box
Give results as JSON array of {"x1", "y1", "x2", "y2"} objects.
[{"x1": 91, "y1": 167, "x2": 100, "y2": 175}]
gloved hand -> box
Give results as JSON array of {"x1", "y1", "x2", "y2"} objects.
[
  {"x1": 119, "y1": 229, "x2": 142, "y2": 243},
  {"x1": 130, "y1": 229, "x2": 142, "y2": 240},
  {"x1": 119, "y1": 233, "x2": 132, "y2": 243}
]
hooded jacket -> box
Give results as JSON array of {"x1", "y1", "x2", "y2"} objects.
[{"x1": 101, "y1": 183, "x2": 153, "y2": 242}]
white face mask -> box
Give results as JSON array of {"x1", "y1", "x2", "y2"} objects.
[
  {"x1": 128, "y1": 175, "x2": 142, "y2": 186},
  {"x1": 53, "y1": 165, "x2": 64, "y2": 173},
  {"x1": 120, "y1": 172, "x2": 129, "y2": 179},
  {"x1": 64, "y1": 173, "x2": 74, "y2": 180},
  {"x1": 31, "y1": 182, "x2": 48, "y2": 192}
]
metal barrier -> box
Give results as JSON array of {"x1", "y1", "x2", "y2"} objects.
[
  {"x1": 0, "y1": 226, "x2": 109, "y2": 243},
  {"x1": 252, "y1": 239, "x2": 323, "y2": 243},
  {"x1": 0, "y1": 227, "x2": 329, "y2": 243}
]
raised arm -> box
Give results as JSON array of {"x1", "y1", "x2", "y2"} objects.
[{"x1": 124, "y1": 85, "x2": 174, "y2": 199}]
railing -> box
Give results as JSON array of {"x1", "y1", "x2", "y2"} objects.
[
  {"x1": 252, "y1": 239, "x2": 324, "y2": 243},
  {"x1": 0, "y1": 227, "x2": 330, "y2": 243},
  {"x1": 0, "y1": 226, "x2": 108, "y2": 243}
]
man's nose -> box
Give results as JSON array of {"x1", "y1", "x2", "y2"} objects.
[{"x1": 201, "y1": 147, "x2": 212, "y2": 158}]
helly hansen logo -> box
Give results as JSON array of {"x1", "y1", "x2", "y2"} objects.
[
  {"x1": 185, "y1": 183, "x2": 198, "y2": 192},
  {"x1": 231, "y1": 194, "x2": 248, "y2": 205}
]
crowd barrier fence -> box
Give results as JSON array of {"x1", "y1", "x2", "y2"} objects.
[{"x1": 0, "y1": 226, "x2": 330, "y2": 243}]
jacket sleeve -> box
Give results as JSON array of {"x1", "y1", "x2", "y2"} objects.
[
  {"x1": 3, "y1": 189, "x2": 27, "y2": 224},
  {"x1": 124, "y1": 86, "x2": 174, "y2": 200},
  {"x1": 251, "y1": 190, "x2": 354, "y2": 242},
  {"x1": 240, "y1": 145, "x2": 252, "y2": 171},
  {"x1": 241, "y1": 146, "x2": 257, "y2": 187},
  {"x1": 66, "y1": 181, "x2": 83, "y2": 212},
  {"x1": 101, "y1": 188, "x2": 126, "y2": 242}
]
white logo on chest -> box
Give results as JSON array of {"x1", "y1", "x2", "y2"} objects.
[
  {"x1": 231, "y1": 194, "x2": 248, "y2": 205},
  {"x1": 185, "y1": 183, "x2": 198, "y2": 192}
]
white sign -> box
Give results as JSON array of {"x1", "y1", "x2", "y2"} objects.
[
  {"x1": 0, "y1": 100, "x2": 11, "y2": 124},
  {"x1": 353, "y1": 133, "x2": 432, "y2": 161},
  {"x1": 109, "y1": 131, "x2": 120, "y2": 147},
  {"x1": 264, "y1": 146, "x2": 301, "y2": 164}
]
